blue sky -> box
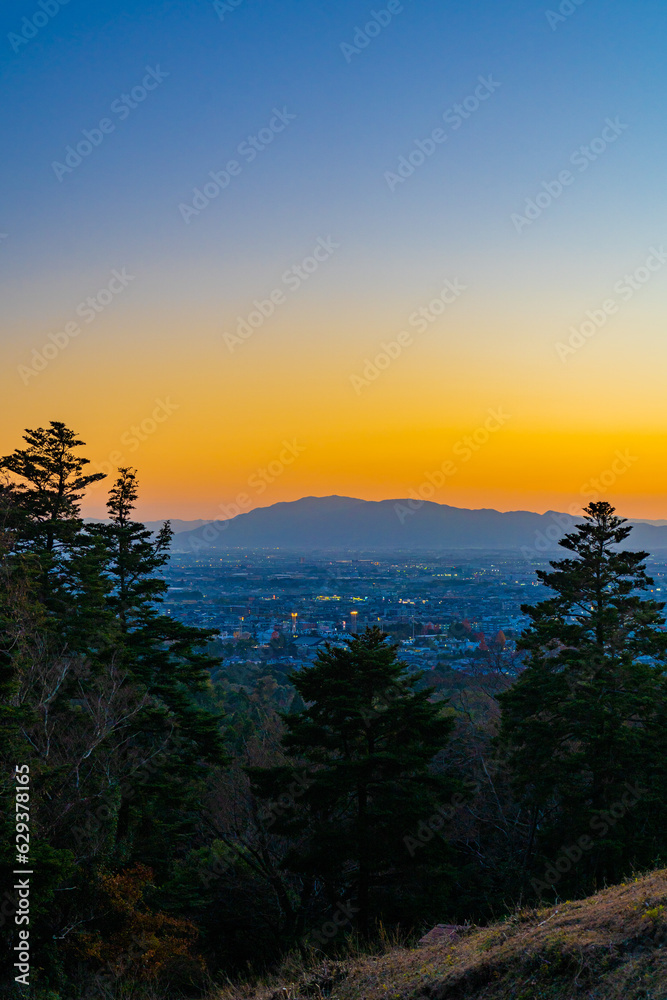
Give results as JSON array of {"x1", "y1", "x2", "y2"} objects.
[{"x1": 2, "y1": 0, "x2": 663, "y2": 291}]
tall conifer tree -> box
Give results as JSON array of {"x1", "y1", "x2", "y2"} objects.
[
  {"x1": 499, "y1": 501, "x2": 667, "y2": 895},
  {"x1": 92, "y1": 467, "x2": 224, "y2": 766},
  {"x1": 251, "y1": 627, "x2": 460, "y2": 939},
  {"x1": 0, "y1": 421, "x2": 105, "y2": 553}
]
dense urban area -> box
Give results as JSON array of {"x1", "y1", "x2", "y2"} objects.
[{"x1": 162, "y1": 548, "x2": 667, "y2": 674}]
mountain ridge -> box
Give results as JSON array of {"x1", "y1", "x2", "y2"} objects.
[{"x1": 167, "y1": 495, "x2": 667, "y2": 553}]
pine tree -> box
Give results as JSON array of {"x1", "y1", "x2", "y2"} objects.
[
  {"x1": 0, "y1": 421, "x2": 113, "y2": 652},
  {"x1": 0, "y1": 428, "x2": 226, "y2": 986},
  {"x1": 499, "y1": 501, "x2": 667, "y2": 896},
  {"x1": 0, "y1": 480, "x2": 79, "y2": 990},
  {"x1": 0, "y1": 485, "x2": 32, "y2": 746},
  {"x1": 250, "y1": 627, "x2": 460, "y2": 940},
  {"x1": 89, "y1": 468, "x2": 226, "y2": 869},
  {"x1": 0, "y1": 420, "x2": 105, "y2": 553},
  {"x1": 98, "y1": 467, "x2": 171, "y2": 633},
  {"x1": 92, "y1": 467, "x2": 224, "y2": 767}
]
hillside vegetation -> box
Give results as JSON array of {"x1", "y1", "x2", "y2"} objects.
[
  {"x1": 225, "y1": 869, "x2": 667, "y2": 1000},
  {"x1": 3, "y1": 423, "x2": 667, "y2": 998}
]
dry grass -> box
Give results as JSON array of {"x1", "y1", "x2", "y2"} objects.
[{"x1": 217, "y1": 869, "x2": 667, "y2": 1000}]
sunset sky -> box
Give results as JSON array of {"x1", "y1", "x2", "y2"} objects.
[{"x1": 2, "y1": 0, "x2": 666, "y2": 520}]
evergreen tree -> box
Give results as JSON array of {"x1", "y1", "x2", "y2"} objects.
[
  {"x1": 0, "y1": 485, "x2": 31, "y2": 748},
  {"x1": 499, "y1": 501, "x2": 667, "y2": 896},
  {"x1": 92, "y1": 467, "x2": 224, "y2": 768},
  {"x1": 98, "y1": 467, "x2": 172, "y2": 632},
  {"x1": 0, "y1": 421, "x2": 112, "y2": 652},
  {"x1": 0, "y1": 428, "x2": 227, "y2": 989},
  {"x1": 0, "y1": 482, "x2": 79, "y2": 991},
  {"x1": 88, "y1": 468, "x2": 226, "y2": 870},
  {"x1": 0, "y1": 420, "x2": 105, "y2": 553},
  {"x1": 251, "y1": 627, "x2": 460, "y2": 940}
]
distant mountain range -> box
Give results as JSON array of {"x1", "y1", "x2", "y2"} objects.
[{"x1": 165, "y1": 496, "x2": 667, "y2": 555}]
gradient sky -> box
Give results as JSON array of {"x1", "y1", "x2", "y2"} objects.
[{"x1": 2, "y1": 0, "x2": 666, "y2": 519}]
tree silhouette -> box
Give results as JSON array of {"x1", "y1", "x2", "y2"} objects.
[{"x1": 499, "y1": 501, "x2": 667, "y2": 895}]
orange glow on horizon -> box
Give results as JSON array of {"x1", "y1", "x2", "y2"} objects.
[{"x1": 4, "y1": 301, "x2": 667, "y2": 523}]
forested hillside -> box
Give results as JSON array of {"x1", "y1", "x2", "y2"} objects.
[{"x1": 2, "y1": 423, "x2": 667, "y2": 998}]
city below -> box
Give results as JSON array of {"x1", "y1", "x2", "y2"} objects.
[{"x1": 161, "y1": 548, "x2": 667, "y2": 675}]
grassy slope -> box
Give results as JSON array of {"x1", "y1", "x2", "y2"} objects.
[{"x1": 221, "y1": 869, "x2": 667, "y2": 1000}]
